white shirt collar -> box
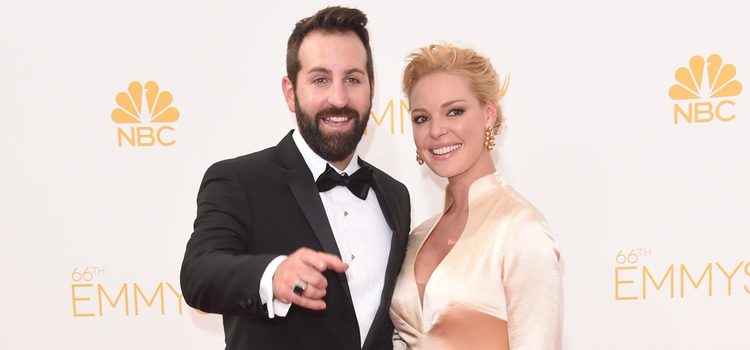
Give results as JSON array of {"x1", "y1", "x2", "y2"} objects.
[{"x1": 291, "y1": 129, "x2": 361, "y2": 180}]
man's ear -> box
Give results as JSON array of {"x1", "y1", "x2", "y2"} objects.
[{"x1": 282, "y1": 76, "x2": 296, "y2": 113}]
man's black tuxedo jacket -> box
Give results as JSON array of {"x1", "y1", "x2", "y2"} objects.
[{"x1": 181, "y1": 131, "x2": 411, "y2": 350}]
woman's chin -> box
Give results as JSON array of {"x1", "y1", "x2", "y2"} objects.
[{"x1": 425, "y1": 163, "x2": 459, "y2": 179}]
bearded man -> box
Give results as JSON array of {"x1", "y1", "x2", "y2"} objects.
[{"x1": 180, "y1": 6, "x2": 411, "y2": 350}]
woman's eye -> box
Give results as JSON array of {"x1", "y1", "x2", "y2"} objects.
[
  {"x1": 412, "y1": 115, "x2": 428, "y2": 124},
  {"x1": 447, "y1": 108, "x2": 465, "y2": 117}
]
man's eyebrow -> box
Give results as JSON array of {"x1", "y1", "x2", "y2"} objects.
[
  {"x1": 306, "y1": 66, "x2": 332, "y2": 75},
  {"x1": 305, "y1": 67, "x2": 365, "y2": 75},
  {"x1": 344, "y1": 68, "x2": 366, "y2": 75}
]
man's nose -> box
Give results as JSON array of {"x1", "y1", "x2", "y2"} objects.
[{"x1": 327, "y1": 81, "x2": 349, "y2": 108}]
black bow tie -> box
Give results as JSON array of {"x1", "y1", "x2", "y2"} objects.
[{"x1": 316, "y1": 164, "x2": 373, "y2": 200}]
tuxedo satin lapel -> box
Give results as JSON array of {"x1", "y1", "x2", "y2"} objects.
[
  {"x1": 275, "y1": 131, "x2": 355, "y2": 306},
  {"x1": 362, "y1": 168, "x2": 407, "y2": 350},
  {"x1": 360, "y1": 159, "x2": 401, "y2": 236},
  {"x1": 286, "y1": 170, "x2": 343, "y2": 258}
]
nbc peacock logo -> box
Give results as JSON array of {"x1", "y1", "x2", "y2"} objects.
[
  {"x1": 111, "y1": 81, "x2": 180, "y2": 147},
  {"x1": 669, "y1": 55, "x2": 742, "y2": 125}
]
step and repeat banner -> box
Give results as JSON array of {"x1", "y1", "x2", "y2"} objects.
[{"x1": 2, "y1": 0, "x2": 748, "y2": 349}]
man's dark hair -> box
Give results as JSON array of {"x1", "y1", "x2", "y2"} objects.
[{"x1": 286, "y1": 6, "x2": 374, "y2": 88}]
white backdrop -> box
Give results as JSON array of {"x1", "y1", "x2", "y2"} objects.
[{"x1": 2, "y1": 0, "x2": 749, "y2": 349}]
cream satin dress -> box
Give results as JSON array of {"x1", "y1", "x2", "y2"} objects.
[{"x1": 390, "y1": 173, "x2": 563, "y2": 349}]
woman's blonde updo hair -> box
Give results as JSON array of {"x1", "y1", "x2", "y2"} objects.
[{"x1": 402, "y1": 44, "x2": 505, "y2": 133}]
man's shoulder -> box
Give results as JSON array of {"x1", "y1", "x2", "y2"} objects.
[
  {"x1": 210, "y1": 131, "x2": 295, "y2": 172},
  {"x1": 209, "y1": 145, "x2": 279, "y2": 172},
  {"x1": 201, "y1": 136, "x2": 297, "y2": 186}
]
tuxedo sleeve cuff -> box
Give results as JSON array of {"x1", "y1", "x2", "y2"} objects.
[{"x1": 259, "y1": 255, "x2": 290, "y2": 318}]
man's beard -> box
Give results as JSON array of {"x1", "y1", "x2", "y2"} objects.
[{"x1": 295, "y1": 98, "x2": 371, "y2": 162}]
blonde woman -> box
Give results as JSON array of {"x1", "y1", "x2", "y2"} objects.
[{"x1": 389, "y1": 44, "x2": 563, "y2": 349}]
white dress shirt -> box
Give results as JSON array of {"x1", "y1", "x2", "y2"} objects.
[{"x1": 258, "y1": 130, "x2": 393, "y2": 347}]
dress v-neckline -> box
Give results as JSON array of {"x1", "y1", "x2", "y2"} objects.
[
  {"x1": 411, "y1": 173, "x2": 502, "y2": 313},
  {"x1": 412, "y1": 203, "x2": 468, "y2": 311}
]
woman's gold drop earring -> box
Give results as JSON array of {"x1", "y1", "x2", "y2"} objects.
[{"x1": 484, "y1": 127, "x2": 496, "y2": 150}]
